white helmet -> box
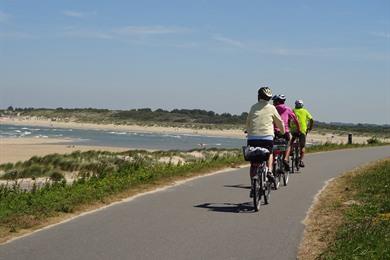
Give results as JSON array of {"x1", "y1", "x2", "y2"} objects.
[
  {"x1": 295, "y1": 100, "x2": 304, "y2": 108},
  {"x1": 258, "y1": 86, "x2": 272, "y2": 101}
]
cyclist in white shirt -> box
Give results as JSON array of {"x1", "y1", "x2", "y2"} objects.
[{"x1": 246, "y1": 86, "x2": 285, "y2": 183}]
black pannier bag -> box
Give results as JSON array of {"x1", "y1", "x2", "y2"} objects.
[{"x1": 242, "y1": 146, "x2": 270, "y2": 162}]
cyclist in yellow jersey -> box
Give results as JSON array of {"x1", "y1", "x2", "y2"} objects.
[{"x1": 291, "y1": 100, "x2": 314, "y2": 167}]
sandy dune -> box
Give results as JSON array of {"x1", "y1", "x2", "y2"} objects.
[{"x1": 0, "y1": 138, "x2": 128, "y2": 164}]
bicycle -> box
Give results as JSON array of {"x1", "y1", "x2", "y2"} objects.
[
  {"x1": 273, "y1": 137, "x2": 289, "y2": 187},
  {"x1": 243, "y1": 146, "x2": 272, "y2": 211},
  {"x1": 290, "y1": 135, "x2": 300, "y2": 173}
]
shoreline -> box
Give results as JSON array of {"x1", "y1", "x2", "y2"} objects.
[
  {"x1": 0, "y1": 117, "x2": 378, "y2": 145},
  {"x1": 0, "y1": 117, "x2": 245, "y2": 139}
]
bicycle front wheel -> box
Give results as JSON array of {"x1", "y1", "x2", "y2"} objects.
[
  {"x1": 294, "y1": 146, "x2": 300, "y2": 172},
  {"x1": 273, "y1": 158, "x2": 281, "y2": 190}
]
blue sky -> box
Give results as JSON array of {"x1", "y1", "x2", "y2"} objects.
[{"x1": 0, "y1": 0, "x2": 389, "y2": 124}]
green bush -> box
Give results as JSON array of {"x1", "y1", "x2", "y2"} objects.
[
  {"x1": 50, "y1": 171, "x2": 65, "y2": 182},
  {"x1": 0, "y1": 163, "x2": 14, "y2": 171},
  {"x1": 20, "y1": 164, "x2": 45, "y2": 178},
  {"x1": 367, "y1": 136, "x2": 381, "y2": 144},
  {"x1": 2, "y1": 170, "x2": 19, "y2": 180}
]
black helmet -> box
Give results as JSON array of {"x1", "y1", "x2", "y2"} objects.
[{"x1": 258, "y1": 86, "x2": 272, "y2": 101}]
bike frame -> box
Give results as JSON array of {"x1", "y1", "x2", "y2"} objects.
[
  {"x1": 290, "y1": 137, "x2": 300, "y2": 172},
  {"x1": 273, "y1": 140, "x2": 288, "y2": 187}
]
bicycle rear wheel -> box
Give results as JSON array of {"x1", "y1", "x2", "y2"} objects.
[
  {"x1": 252, "y1": 177, "x2": 261, "y2": 211},
  {"x1": 294, "y1": 146, "x2": 300, "y2": 172},
  {"x1": 283, "y1": 169, "x2": 289, "y2": 186},
  {"x1": 290, "y1": 152, "x2": 295, "y2": 173},
  {"x1": 273, "y1": 157, "x2": 281, "y2": 190},
  {"x1": 262, "y1": 172, "x2": 271, "y2": 205},
  {"x1": 275, "y1": 171, "x2": 281, "y2": 189}
]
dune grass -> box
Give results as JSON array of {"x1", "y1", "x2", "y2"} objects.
[
  {"x1": 318, "y1": 159, "x2": 390, "y2": 259},
  {"x1": 306, "y1": 141, "x2": 389, "y2": 153},
  {"x1": 299, "y1": 159, "x2": 390, "y2": 260}
]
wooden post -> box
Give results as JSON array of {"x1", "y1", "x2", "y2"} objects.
[{"x1": 348, "y1": 133, "x2": 353, "y2": 144}]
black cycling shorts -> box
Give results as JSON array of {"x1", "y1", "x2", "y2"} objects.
[
  {"x1": 292, "y1": 133, "x2": 306, "y2": 148},
  {"x1": 275, "y1": 132, "x2": 291, "y2": 141},
  {"x1": 247, "y1": 139, "x2": 274, "y2": 153}
]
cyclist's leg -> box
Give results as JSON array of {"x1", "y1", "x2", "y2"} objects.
[
  {"x1": 247, "y1": 140, "x2": 257, "y2": 179},
  {"x1": 249, "y1": 163, "x2": 256, "y2": 197},
  {"x1": 291, "y1": 132, "x2": 299, "y2": 153},
  {"x1": 283, "y1": 133, "x2": 291, "y2": 169},
  {"x1": 299, "y1": 134, "x2": 306, "y2": 167},
  {"x1": 250, "y1": 164, "x2": 256, "y2": 178},
  {"x1": 267, "y1": 153, "x2": 274, "y2": 172}
]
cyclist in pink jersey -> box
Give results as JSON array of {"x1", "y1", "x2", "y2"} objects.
[{"x1": 272, "y1": 94, "x2": 300, "y2": 170}]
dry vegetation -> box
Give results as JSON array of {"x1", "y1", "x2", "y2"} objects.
[{"x1": 299, "y1": 159, "x2": 390, "y2": 259}]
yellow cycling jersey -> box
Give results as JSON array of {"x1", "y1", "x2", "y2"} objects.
[{"x1": 292, "y1": 108, "x2": 313, "y2": 134}]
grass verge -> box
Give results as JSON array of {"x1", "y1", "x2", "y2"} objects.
[
  {"x1": 306, "y1": 142, "x2": 389, "y2": 153},
  {"x1": 298, "y1": 158, "x2": 390, "y2": 260}
]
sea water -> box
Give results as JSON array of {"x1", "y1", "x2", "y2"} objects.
[{"x1": 0, "y1": 124, "x2": 245, "y2": 151}]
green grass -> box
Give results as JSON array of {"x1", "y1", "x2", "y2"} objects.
[
  {"x1": 319, "y1": 160, "x2": 390, "y2": 259},
  {"x1": 306, "y1": 142, "x2": 389, "y2": 153}
]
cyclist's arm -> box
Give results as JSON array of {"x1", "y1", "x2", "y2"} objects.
[
  {"x1": 290, "y1": 111, "x2": 301, "y2": 133},
  {"x1": 245, "y1": 108, "x2": 253, "y2": 134},
  {"x1": 272, "y1": 108, "x2": 285, "y2": 135},
  {"x1": 308, "y1": 118, "x2": 314, "y2": 132},
  {"x1": 306, "y1": 109, "x2": 313, "y2": 132}
]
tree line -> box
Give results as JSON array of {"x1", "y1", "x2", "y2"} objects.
[
  {"x1": 3, "y1": 107, "x2": 248, "y2": 125},
  {"x1": 2, "y1": 106, "x2": 389, "y2": 136}
]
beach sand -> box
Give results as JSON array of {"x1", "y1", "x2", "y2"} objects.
[
  {"x1": 0, "y1": 138, "x2": 128, "y2": 164},
  {"x1": 1, "y1": 117, "x2": 243, "y2": 138},
  {"x1": 0, "y1": 117, "x2": 381, "y2": 165}
]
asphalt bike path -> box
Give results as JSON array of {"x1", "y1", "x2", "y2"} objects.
[{"x1": 1, "y1": 146, "x2": 389, "y2": 260}]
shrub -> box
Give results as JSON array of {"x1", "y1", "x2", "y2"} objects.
[
  {"x1": 2, "y1": 170, "x2": 19, "y2": 180},
  {"x1": 20, "y1": 164, "x2": 45, "y2": 178},
  {"x1": 367, "y1": 136, "x2": 381, "y2": 144},
  {"x1": 50, "y1": 171, "x2": 65, "y2": 182},
  {"x1": 0, "y1": 163, "x2": 14, "y2": 171}
]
